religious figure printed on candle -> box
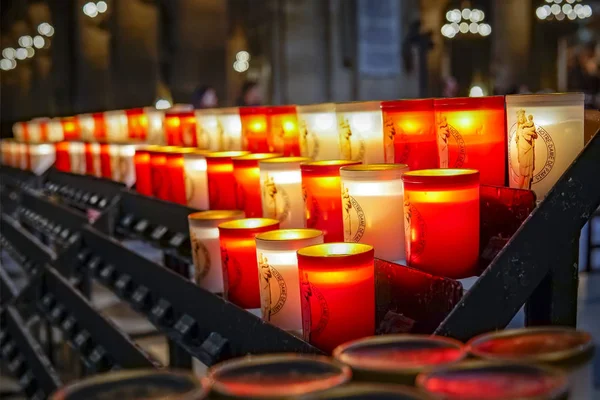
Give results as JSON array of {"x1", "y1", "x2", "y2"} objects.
[
  {"x1": 403, "y1": 196, "x2": 427, "y2": 264},
  {"x1": 262, "y1": 174, "x2": 291, "y2": 223},
  {"x1": 338, "y1": 117, "x2": 366, "y2": 162},
  {"x1": 300, "y1": 272, "x2": 329, "y2": 343},
  {"x1": 342, "y1": 186, "x2": 366, "y2": 242},
  {"x1": 191, "y1": 232, "x2": 211, "y2": 282},
  {"x1": 258, "y1": 253, "x2": 288, "y2": 322},
  {"x1": 383, "y1": 119, "x2": 397, "y2": 163},
  {"x1": 509, "y1": 109, "x2": 556, "y2": 191},
  {"x1": 303, "y1": 183, "x2": 322, "y2": 229},
  {"x1": 221, "y1": 246, "x2": 244, "y2": 298},
  {"x1": 299, "y1": 119, "x2": 320, "y2": 160},
  {"x1": 436, "y1": 115, "x2": 467, "y2": 169},
  {"x1": 181, "y1": 120, "x2": 197, "y2": 147}
]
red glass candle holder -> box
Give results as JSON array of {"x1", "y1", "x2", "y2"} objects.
[
  {"x1": 297, "y1": 243, "x2": 375, "y2": 353},
  {"x1": 165, "y1": 109, "x2": 197, "y2": 147},
  {"x1": 240, "y1": 106, "x2": 269, "y2": 152},
  {"x1": 381, "y1": 99, "x2": 438, "y2": 169},
  {"x1": 84, "y1": 143, "x2": 101, "y2": 177},
  {"x1": 269, "y1": 106, "x2": 301, "y2": 156},
  {"x1": 218, "y1": 218, "x2": 280, "y2": 309},
  {"x1": 232, "y1": 153, "x2": 282, "y2": 217},
  {"x1": 61, "y1": 117, "x2": 81, "y2": 141},
  {"x1": 92, "y1": 112, "x2": 107, "y2": 141},
  {"x1": 134, "y1": 146, "x2": 156, "y2": 196},
  {"x1": 300, "y1": 160, "x2": 361, "y2": 242},
  {"x1": 205, "y1": 151, "x2": 250, "y2": 209},
  {"x1": 402, "y1": 169, "x2": 480, "y2": 279},
  {"x1": 100, "y1": 143, "x2": 120, "y2": 181},
  {"x1": 164, "y1": 148, "x2": 194, "y2": 205},
  {"x1": 55, "y1": 142, "x2": 71, "y2": 172},
  {"x1": 126, "y1": 108, "x2": 148, "y2": 141},
  {"x1": 148, "y1": 147, "x2": 169, "y2": 199},
  {"x1": 434, "y1": 96, "x2": 506, "y2": 186}
]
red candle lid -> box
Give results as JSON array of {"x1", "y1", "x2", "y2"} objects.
[
  {"x1": 300, "y1": 383, "x2": 433, "y2": 399},
  {"x1": 208, "y1": 354, "x2": 351, "y2": 398},
  {"x1": 297, "y1": 242, "x2": 374, "y2": 268},
  {"x1": 333, "y1": 335, "x2": 466, "y2": 374},
  {"x1": 339, "y1": 164, "x2": 409, "y2": 181},
  {"x1": 433, "y1": 96, "x2": 505, "y2": 111},
  {"x1": 381, "y1": 99, "x2": 434, "y2": 112},
  {"x1": 402, "y1": 169, "x2": 479, "y2": 187},
  {"x1": 467, "y1": 327, "x2": 594, "y2": 367},
  {"x1": 416, "y1": 361, "x2": 569, "y2": 400},
  {"x1": 301, "y1": 160, "x2": 362, "y2": 176}
]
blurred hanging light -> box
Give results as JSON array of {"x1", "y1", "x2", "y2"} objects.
[
  {"x1": 26, "y1": 47, "x2": 35, "y2": 58},
  {"x1": 83, "y1": 2, "x2": 98, "y2": 18},
  {"x1": 33, "y1": 36, "x2": 45, "y2": 49},
  {"x1": 536, "y1": 0, "x2": 593, "y2": 21},
  {"x1": 442, "y1": 4, "x2": 491, "y2": 39},
  {"x1": 97, "y1": 1, "x2": 108, "y2": 13},
  {"x1": 15, "y1": 48, "x2": 27, "y2": 60},
  {"x1": 155, "y1": 99, "x2": 172, "y2": 110},
  {"x1": 469, "y1": 86, "x2": 485, "y2": 97},
  {"x1": 2, "y1": 47, "x2": 16, "y2": 60},
  {"x1": 18, "y1": 35, "x2": 33, "y2": 47}
]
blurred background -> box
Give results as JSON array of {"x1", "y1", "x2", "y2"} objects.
[{"x1": 1, "y1": 0, "x2": 599, "y2": 136}]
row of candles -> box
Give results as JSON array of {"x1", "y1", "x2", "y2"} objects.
[{"x1": 10, "y1": 93, "x2": 585, "y2": 200}]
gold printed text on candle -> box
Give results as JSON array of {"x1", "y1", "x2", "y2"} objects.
[
  {"x1": 508, "y1": 109, "x2": 556, "y2": 190},
  {"x1": 338, "y1": 117, "x2": 366, "y2": 162},
  {"x1": 299, "y1": 118, "x2": 320, "y2": 160},
  {"x1": 342, "y1": 185, "x2": 366, "y2": 242},
  {"x1": 437, "y1": 116, "x2": 467, "y2": 168},
  {"x1": 404, "y1": 196, "x2": 426, "y2": 263},
  {"x1": 258, "y1": 253, "x2": 287, "y2": 321},
  {"x1": 300, "y1": 272, "x2": 329, "y2": 342},
  {"x1": 263, "y1": 174, "x2": 291, "y2": 223},
  {"x1": 191, "y1": 233, "x2": 211, "y2": 281}
]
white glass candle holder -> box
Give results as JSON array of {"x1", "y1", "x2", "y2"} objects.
[
  {"x1": 119, "y1": 144, "x2": 138, "y2": 187},
  {"x1": 184, "y1": 150, "x2": 210, "y2": 210},
  {"x1": 48, "y1": 118, "x2": 65, "y2": 142},
  {"x1": 255, "y1": 229, "x2": 324, "y2": 335},
  {"x1": 88, "y1": 143, "x2": 102, "y2": 177},
  {"x1": 27, "y1": 119, "x2": 45, "y2": 143},
  {"x1": 144, "y1": 107, "x2": 166, "y2": 145},
  {"x1": 12, "y1": 122, "x2": 26, "y2": 142},
  {"x1": 188, "y1": 210, "x2": 245, "y2": 294},
  {"x1": 18, "y1": 143, "x2": 29, "y2": 170},
  {"x1": 29, "y1": 144, "x2": 56, "y2": 175},
  {"x1": 340, "y1": 164, "x2": 409, "y2": 262},
  {"x1": 104, "y1": 110, "x2": 128, "y2": 143},
  {"x1": 506, "y1": 93, "x2": 584, "y2": 201},
  {"x1": 259, "y1": 157, "x2": 310, "y2": 229},
  {"x1": 69, "y1": 142, "x2": 87, "y2": 175},
  {"x1": 335, "y1": 102, "x2": 385, "y2": 164},
  {"x1": 195, "y1": 109, "x2": 219, "y2": 150},
  {"x1": 218, "y1": 107, "x2": 243, "y2": 151},
  {"x1": 296, "y1": 103, "x2": 342, "y2": 161},
  {"x1": 78, "y1": 113, "x2": 96, "y2": 142}
]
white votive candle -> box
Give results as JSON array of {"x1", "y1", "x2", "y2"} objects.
[
  {"x1": 335, "y1": 102, "x2": 385, "y2": 164},
  {"x1": 296, "y1": 103, "x2": 342, "y2": 161},
  {"x1": 184, "y1": 150, "x2": 210, "y2": 210}
]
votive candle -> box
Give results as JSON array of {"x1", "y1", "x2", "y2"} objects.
[
  {"x1": 68, "y1": 142, "x2": 86, "y2": 175},
  {"x1": 126, "y1": 108, "x2": 149, "y2": 141},
  {"x1": 217, "y1": 107, "x2": 244, "y2": 151},
  {"x1": 296, "y1": 103, "x2": 343, "y2": 161},
  {"x1": 255, "y1": 229, "x2": 324, "y2": 334},
  {"x1": 434, "y1": 96, "x2": 506, "y2": 186},
  {"x1": 144, "y1": 107, "x2": 166, "y2": 145},
  {"x1": 198, "y1": 108, "x2": 243, "y2": 151},
  {"x1": 381, "y1": 99, "x2": 438, "y2": 169},
  {"x1": 148, "y1": 147, "x2": 169, "y2": 199},
  {"x1": 183, "y1": 149, "x2": 210, "y2": 210},
  {"x1": 134, "y1": 146, "x2": 155, "y2": 196},
  {"x1": 120, "y1": 144, "x2": 138, "y2": 187},
  {"x1": 240, "y1": 106, "x2": 269, "y2": 152},
  {"x1": 100, "y1": 143, "x2": 121, "y2": 181},
  {"x1": 55, "y1": 142, "x2": 71, "y2": 172},
  {"x1": 78, "y1": 114, "x2": 96, "y2": 142},
  {"x1": 61, "y1": 117, "x2": 81, "y2": 141},
  {"x1": 232, "y1": 153, "x2": 282, "y2": 217},
  {"x1": 48, "y1": 118, "x2": 65, "y2": 142},
  {"x1": 84, "y1": 142, "x2": 102, "y2": 177},
  {"x1": 269, "y1": 106, "x2": 301, "y2": 156},
  {"x1": 402, "y1": 169, "x2": 480, "y2": 279},
  {"x1": 335, "y1": 102, "x2": 385, "y2": 164},
  {"x1": 104, "y1": 110, "x2": 128, "y2": 143},
  {"x1": 165, "y1": 108, "x2": 197, "y2": 147},
  {"x1": 218, "y1": 218, "x2": 280, "y2": 310},
  {"x1": 340, "y1": 164, "x2": 409, "y2": 262},
  {"x1": 259, "y1": 157, "x2": 310, "y2": 229},
  {"x1": 206, "y1": 151, "x2": 250, "y2": 209},
  {"x1": 301, "y1": 160, "x2": 361, "y2": 242},
  {"x1": 188, "y1": 210, "x2": 245, "y2": 294},
  {"x1": 165, "y1": 148, "x2": 194, "y2": 205},
  {"x1": 297, "y1": 243, "x2": 375, "y2": 353}
]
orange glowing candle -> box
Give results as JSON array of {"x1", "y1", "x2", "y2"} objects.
[
  {"x1": 84, "y1": 142, "x2": 101, "y2": 177},
  {"x1": 61, "y1": 117, "x2": 81, "y2": 141},
  {"x1": 269, "y1": 106, "x2": 301, "y2": 156},
  {"x1": 165, "y1": 111, "x2": 182, "y2": 146},
  {"x1": 165, "y1": 109, "x2": 197, "y2": 147},
  {"x1": 240, "y1": 107, "x2": 269, "y2": 152},
  {"x1": 300, "y1": 160, "x2": 361, "y2": 242},
  {"x1": 297, "y1": 243, "x2": 375, "y2": 353},
  {"x1": 134, "y1": 146, "x2": 155, "y2": 196},
  {"x1": 100, "y1": 143, "x2": 120, "y2": 181},
  {"x1": 381, "y1": 99, "x2": 438, "y2": 170},
  {"x1": 218, "y1": 218, "x2": 280, "y2": 310},
  {"x1": 402, "y1": 169, "x2": 480, "y2": 279},
  {"x1": 232, "y1": 153, "x2": 282, "y2": 217},
  {"x1": 126, "y1": 108, "x2": 149, "y2": 141},
  {"x1": 92, "y1": 112, "x2": 107, "y2": 141},
  {"x1": 148, "y1": 147, "x2": 169, "y2": 199},
  {"x1": 205, "y1": 151, "x2": 250, "y2": 209},
  {"x1": 165, "y1": 148, "x2": 194, "y2": 205},
  {"x1": 434, "y1": 96, "x2": 506, "y2": 186},
  {"x1": 12, "y1": 122, "x2": 29, "y2": 143},
  {"x1": 55, "y1": 142, "x2": 71, "y2": 172}
]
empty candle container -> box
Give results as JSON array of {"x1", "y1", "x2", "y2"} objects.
[
  {"x1": 206, "y1": 151, "x2": 250, "y2": 209},
  {"x1": 296, "y1": 103, "x2": 343, "y2": 161},
  {"x1": 297, "y1": 243, "x2": 375, "y2": 353},
  {"x1": 208, "y1": 354, "x2": 351, "y2": 399},
  {"x1": 218, "y1": 218, "x2": 280, "y2": 310},
  {"x1": 402, "y1": 169, "x2": 480, "y2": 279},
  {"x1": 188, "y1": 210, "x2": 245, "y2": 294},
  {"x1": 381, "y1": 99, "x2": 438, "y2": 169},
  {"x1": 340, "y1": 164, "x2": 409, "y2": 262},
  {"x1": 506, "y1": 93, "x2": 584, "y2": 200},
  {"x1": 232, "y1": 153, "x2": 282, "y2": 217},
  {"x1": 183, "y1": 149, "x2": 211, "y2": 210},
  {"x1": 301, "y1": 160, "x2": 361, "y2": 242},
  {"x1": 259, "y1": 156, "x2": 310, "y2": 228},
  {"x1": 333, "y1": 335, "x2": 466, "y2": 385},
  {"x1": 335, "y1": 101, "x2": 385, "y2": 164},
  {"x1": 434, "y1": 96, "x2": 506, "y2": 186},
  {"x1": 255, "y1": 229, "x2": 324, "y2": 335}
]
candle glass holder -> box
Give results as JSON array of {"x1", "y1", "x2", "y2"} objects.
[
  {"x1": 100, "y1": 144, "x2": 121, "y2": 182},
  {"x1": 92, "y1": 112, "x2": 107, "y2": 141},
  {"x1": 148, "y1": 147, "x2": 169, "y2": 199},
  {"x1": 255, "y1": 229, "x2": 324, "y2": 334},
  {"x1": 183, "y1": 149, "x2": 211, "y2": 210},
  {"x1": 195, "y1": 109, "x2": 219, "y2": 150},
  {"x1": 18, "y1": 143, "x2": 30, "y2": 170},
  {"x1": 27, "y1": 118, "x2": 50, "y2": 143},
  {"x1": 232, "y1": 153, "x2": 282, "y2": 218},
  {"x1": 340, "y1": 164, "x2": 409, "y2": 262},
  {"x1": 240, "y1": 106, "x2": 270, "y2": 152},
  {"x1": 61, "y1": 117, "x2": 81, "y2": 141},
  {"x1": 188, "y1": 210, "x2": 245, "y2": 294},
  {"x1": 206, "y1": 151, "x2": 250, "y2": 209},
  {"x1": 84, "y1": 142, "x2": 102, "y2": 177},
  {"x1": 434, "y1": 96, "x2": 506, "y2": 186},
  {"x1": 269, "y1": 106, "x2": 301, "y2": 156},
  {"x1": 78, "y1": 114, "x2": 96, "y2": 143},
  {"x1": 296, "y1": 103, "x2": 343, "y2": 161},
  {"x1": 12, "y1": 122, "x2": 28, "y2": 143},
  {"x1": 144, "y1": 107, "x2": 166, "y2": 145},
  {"x1": 164, "y1": 147, "x2": 195, "y2": 204},
  {"x1": 48, "y1": 118, "x2": 65, "y2": 143},
  {"x1": 506, "y1": 93, "x2": 584, "y2": 201},
  {"x1": 402, "y1": 169, "x2": 480, "y2": 279},
  {"x1": 335, "y1": 102, "x2": 385, "y2": 164},
  {"x1": 301, "y1": 160, "x2": 361, "y2": 242},
  {"x1": 218, "y1": 218, "x2": 280, "y2": 310},
  {"x1": 68, "y1": 142, "x2": 86, "y2": 175},
  {"x1": 381, "y1": 99, "x2": 438, "y2": 169},
  {"x1": 134, "y1": 146, "x2": 155, "y2": 196},
  {"x1": 259, "y1": 157, "x2": 310, "y2": 228},
  {"x1": 126, "y1": 108, "x2": 148, "y2": 141},
  {"x1": 104, "y1": 110, "x2": 128, "y2": 143},
  {"x1": 119, "y1": 144, "x2": 138, "y2": 187},
  {"x1": 55, "y1": 142, "x2": 71, "y2": 172},
  {"x1": 297, "y1": 242, "x2": 375, "y2": 353}
]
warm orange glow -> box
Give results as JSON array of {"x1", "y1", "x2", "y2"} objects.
[
  {"x1": 55, "y1": 142, "x2": 71, "y2": 172},
  {"x1": 126, "y1": 109, "x2": 149, "y2": 140},
  {"x1": 165, "y1": 152, "x2": 187, "y2": 205},
  {"x1": 134, "y1": 149, "x2": 152, "y2": 196},
  {"x1": 251, "y1": 120, "x2": 265, "y2": 132},
  {"x1": 241, "y1": 109, "x2": 270, "y2": 152},
  {"x1": 92, "y1": 113, "x2": 107, "y2": 140},
  {"x1": 233, "y1": 153, "x2": 281, "y2": 217},
  {"x1": 61, "y1": 117, "x2": 81, "y2": 141},
  {"x1": 206, "y1": 151, "x2": 250, "y2": 209},
  {"x1": 149, "y1": 148, "x2": 169, "y2": 199}
]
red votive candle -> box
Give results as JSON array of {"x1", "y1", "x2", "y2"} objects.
[
  {"x1": 92, "y1": 112, "x2": 107, "y2": 141},
  {"x1": 269, "y1": 106, "x2": 301, "y2": 156},
  {"x1": 381, "y1": 99, "x2": 438, "y2": 169},
  {"x1": 297, "y1": 243, "x2": 375, "y2": 353},
  {"x1": 434, "y1": 96, "x2": 506, "y2": 186},
  {"x1": 165, "y1": 109, "x2": 197, "y2": 147},
  {"x1": 126, "y1": 108, "x2": 148, "y2": 141},
  {"x1": 84, "y1": 142, "x2": 101, "y2": 177},
  {"x1": 300, "y1": 160, "x2": 361, "y2": 242},
  {"x1": 61, "y1": 117, "x2": 81, "y2": 141},
  {"x1": 402, "y1": 169, "x2": 480, "y2": 279},
  {"x1": 134, "y1": 146, "x2": 155, "y2": 196},
  {"x1": 148, "y1": 147, "x2": 169, "y2": 199},
  {"x1": 240, "y1": 106, "x2": 269, "y2": 152},
  {"x1": 55, "y1": 142, "x2": 71, "y2": 172},
  {"x1": 218, "y1": 218, "x2": 280, "y2": 309},
  {"x1": 164, "y1": 148, "x2": 194, "y2": 205},
  {"x1": 99, "y1": 143, "x2": 120, "y2": 181},
  {"x1": 232, "y1": 153, "x2": 282, "y2": 217},
  {"x1": 205, "y1": 151, "x2": 250, "y2": 209}
]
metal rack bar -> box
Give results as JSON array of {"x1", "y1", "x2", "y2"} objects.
[
  {"x1": 1, "y1": 214, "x2": 56, "y2": 270},
  {"x1": 80, "y1": 226, "x2": 320, "y2": 366},
  {"x1": 0, "y1": 306, "x2": 62, "y2": 399},
  {"x1": 0, "y1": 266, "x2": 21, "y2": 302}
]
